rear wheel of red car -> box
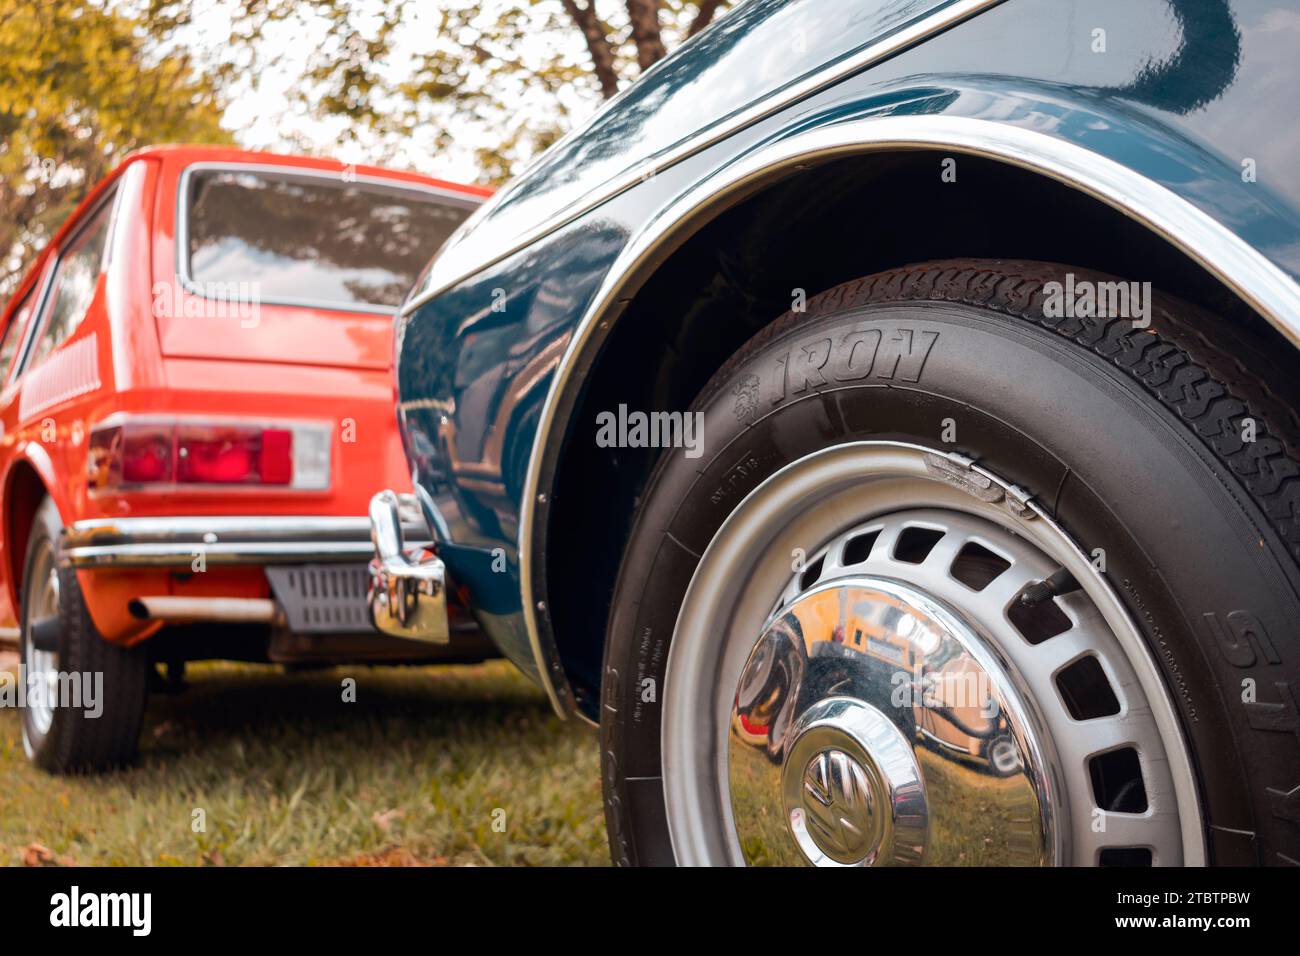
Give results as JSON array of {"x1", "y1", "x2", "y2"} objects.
[
  {"x1": 601, "y1": 259, "x2": 1300, "y2": 866},
  {"x1": 20, "y1": 498, "x2": 150, "y2": 772}
]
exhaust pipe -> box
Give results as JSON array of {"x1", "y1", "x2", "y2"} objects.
[{"x1": 128, "y1": 597, "x2": 280, "y2": 624}]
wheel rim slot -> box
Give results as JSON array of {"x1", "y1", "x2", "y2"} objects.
[
  {"x1": 950, "y1": 540, "x2": 1013, "y2": 591},
  {"x1": 892, "y1": 526, "x2": 946, "y2": 564},
  {"x1": 1056, "y1": 655, "x2": 1121, "y2": 720}
]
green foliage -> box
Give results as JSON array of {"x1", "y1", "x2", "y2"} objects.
[
  {"x1": 134, "y1": 0, "x2": 731, "y2": 183},
  {"x1": 0, "y1": 0, "x2": 231, "y2": 298},
  {"x1": 0, "y1": 0, "x2": 733, "y2": 294}
]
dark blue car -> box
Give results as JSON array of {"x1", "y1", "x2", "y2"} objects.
[{"x1": 368, "y1": 0, "x2": 1300, "y2": 867}]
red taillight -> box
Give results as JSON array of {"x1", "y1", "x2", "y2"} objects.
[
  {"x1": 122, "y1": 426, "x2": 174, "y2": 483},
  {"x1": 89, "y1": 420, "x2": 310, "y2": 490},
  {"x1": 176, "y1": 425, "x2": 290, "y2": 485},
  {"x1": 177, "y1": 431, "x2": 254, "y2": 483},
  {"x1": 259, "y1": 428, "x2": 293, "y2": 484},
  {"x1": 88, "y1": 423, "x2": 174, "y2": 487}
]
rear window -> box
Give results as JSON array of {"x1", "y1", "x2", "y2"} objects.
[{"x1": 183, "y1": 168, "x2": 477, "y2": 310}]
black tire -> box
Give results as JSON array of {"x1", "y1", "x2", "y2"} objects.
[
  {"x1": 601, "y1": 258, "x2": 1300, "y2": 866},
  {"x1": 19, "y1": 497, "x2": 149, "y2": 772}
]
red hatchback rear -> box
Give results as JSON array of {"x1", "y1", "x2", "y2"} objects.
[{"x1": 0, "y1": 146, "x2": 494, "y2": 771}]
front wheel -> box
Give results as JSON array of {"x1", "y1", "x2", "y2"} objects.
[{"x1": 600, "y1": 259, "x2": 1300, "y2": 867}]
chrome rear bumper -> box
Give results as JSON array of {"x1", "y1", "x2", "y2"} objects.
[
  {"x1": 55, "y1": 500, "x2": 453, "y2": 647},
  {"x1": 366, "y1": 490, "x2": 450, "y2": 644},
  {"x1": 58, "y1": 512, "x2": 429, "y2": 569}
]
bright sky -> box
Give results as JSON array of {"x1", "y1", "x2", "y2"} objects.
[{"x1": 158, "y1": 0, "x2": 601, "y2": 185}]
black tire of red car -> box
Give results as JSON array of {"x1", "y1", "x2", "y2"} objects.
[
  {"x1": 19, "y1": 497, "x2": 150, "y2": 772},
  {"x1": 600, "y1": 258, "x2": 1300, "y2": 866}
]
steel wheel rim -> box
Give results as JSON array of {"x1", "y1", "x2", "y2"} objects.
[
  {"x1": 661, "y1": 441, "x2": 1204, "y2": 866},
  {"x1": 21, "y1": 540, "x2": 59, "y2": 750}
]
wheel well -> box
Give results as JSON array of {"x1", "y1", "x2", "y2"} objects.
[
  {"x1": 5, "y1": 460, "x2": 48, "y2": 612},
  {"x1": 546, "y1": 148, "x2": 1292, "y2": 716}
]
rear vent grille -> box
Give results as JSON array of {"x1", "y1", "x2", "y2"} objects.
[{"x1": 266, "y1": 563, "x2": 371, "y2": 633}]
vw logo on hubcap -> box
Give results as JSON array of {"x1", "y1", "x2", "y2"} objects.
[
  {"x1": 777, "y1": 703, "x2": 918, "y2": 867},
  {"x1": 798, "y1": 748, "x2": 877, "y2": 861}
]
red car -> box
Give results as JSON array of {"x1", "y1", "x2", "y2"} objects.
[{"x1": 0, "y1": 146, "x2": 493, "y2": 772}]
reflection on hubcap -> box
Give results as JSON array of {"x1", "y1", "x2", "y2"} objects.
[{"x1": 729, "y1": 575, "x2": 1058, "y2": 867}]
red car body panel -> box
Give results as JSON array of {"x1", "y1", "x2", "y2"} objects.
[{"x1": 0, "y1": 146, "x2": 490, "y2": 648}]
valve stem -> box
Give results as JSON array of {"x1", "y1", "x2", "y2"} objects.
[{"x1": 1019, "y1": 567, "x2": 1081, "y2": 607}]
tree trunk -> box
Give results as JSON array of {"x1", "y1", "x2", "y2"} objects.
[
  {"x1": 688, "y1": 0, "x2": 726, "y2": 37},
  {"x1": 560, "y1": 0, "x2": 622, "y2": 98},
  {"x1": 625, "y1": 0, "x2": 667, "y2": 71}
]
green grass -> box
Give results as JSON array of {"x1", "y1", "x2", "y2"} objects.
[{"x1": 0, "y1": 659, "x2": 608, "y2": 866}]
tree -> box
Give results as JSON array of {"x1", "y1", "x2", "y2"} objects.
[
  {"x1": 135, "y1": 0, "x2": 732, "y2": 183},
  {"x1": 0, "y1": 0, "x2": 230, "y2": 298}
]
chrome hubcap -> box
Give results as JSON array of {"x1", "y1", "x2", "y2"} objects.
[
  {"x1": 664, "y1": 442, "x2": 1204, "y2": 866},
  {"x1": 731, "y1": 569, "x2": 1059, "y2": 866}
]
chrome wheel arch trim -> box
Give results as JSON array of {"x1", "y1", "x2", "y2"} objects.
[{"x1": 519, "y1": 113, "x2": 1300, "y2": 720}]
